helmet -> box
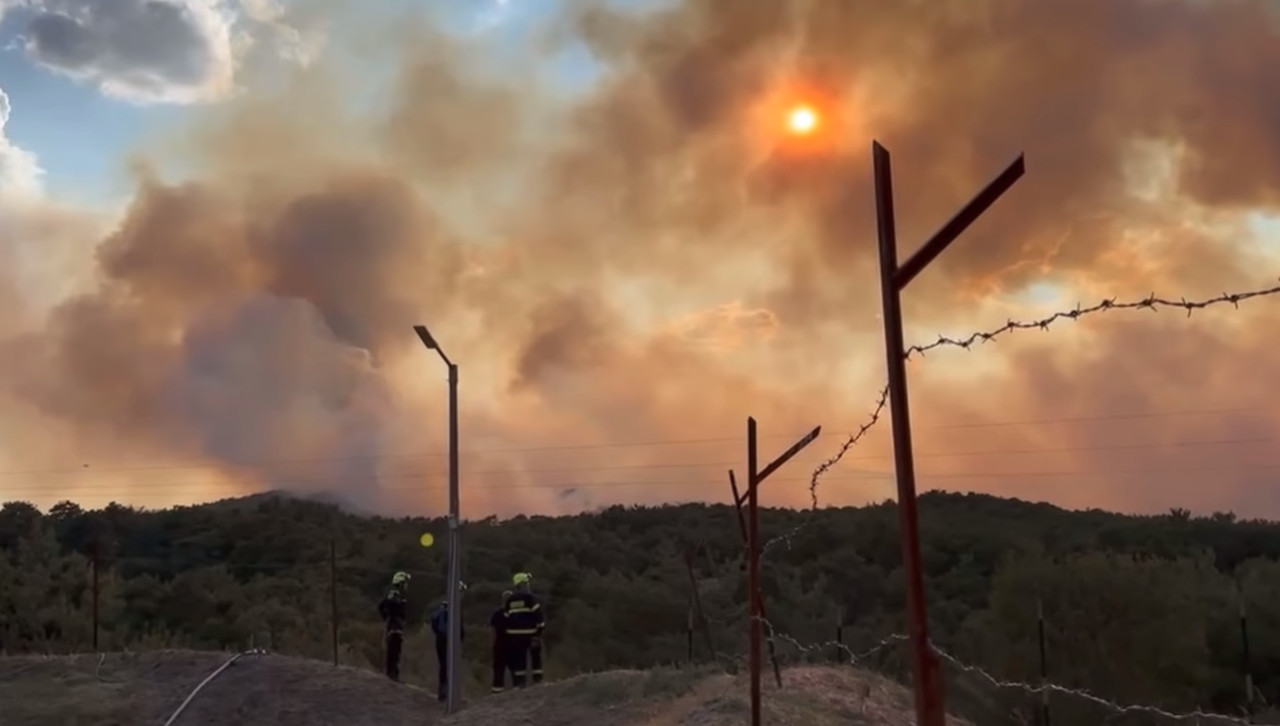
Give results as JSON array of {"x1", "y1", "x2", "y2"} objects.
[
  {"x1": 512, "y1": 572, "x2": 532, "y2": 586},
  {"x1": 392, "y1": 571, "x2": 411, "y2": 586}
]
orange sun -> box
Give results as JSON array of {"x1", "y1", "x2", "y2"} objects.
[{"x1": 786, "y1": 105, "x2": 819, "y2": 135}]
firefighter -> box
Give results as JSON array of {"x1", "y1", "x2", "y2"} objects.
[
  {"x1": 502, "y1": 572, "x2": 545, "y2": 688},
  {"x1": 429, "y1": 582, "x2": 468, "y2": 702},
  {"x1": 489, "y1": 590, "x2": 512, "y2": 693},
  {"x1": 377, "y1": 571, "x2": 411, "y2": 681}
]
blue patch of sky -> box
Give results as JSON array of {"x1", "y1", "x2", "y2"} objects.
[
  {"x1": 426, "y1": 0, "x2": 680, "y2": 94},
  {"x1": 0, "y1": 0, "x2": 677, "y2": 205},
  {"x1": 0, "y1": 9, "x2": 187, "y2": 206}
]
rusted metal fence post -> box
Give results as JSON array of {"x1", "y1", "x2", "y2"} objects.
[
  {"x1": 871, "y1": 139, "x2": 1025, "y2": 726},
  {"x1": 729, "y1": 470, "x2": 782, "y2": 688},
  {"x1": 742, "y1": 418, "x2": 821, "y2": 726}
]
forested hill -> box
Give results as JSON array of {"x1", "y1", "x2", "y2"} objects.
[{"x1": 4, "y1": 491, "x2": 1280, "y2": 722}]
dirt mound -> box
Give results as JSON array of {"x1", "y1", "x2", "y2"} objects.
[
  {"x1": 0, "y1": 650, "x2": 438, "y2": 726},
  {"x1": 443, "y1": 665, "x2": 971, "y2": 726},
  {"x1": 0, "y1": 652, "x2": 967, "y2": 726}
]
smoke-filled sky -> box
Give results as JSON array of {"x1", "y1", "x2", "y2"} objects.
[{"x1": 1, "y1": 0, "x2": 1280, "y2": 519}]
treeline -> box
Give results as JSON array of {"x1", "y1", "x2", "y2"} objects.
[{"x1": 2, "y1": 491, "x2": 1279, "y2": 724}]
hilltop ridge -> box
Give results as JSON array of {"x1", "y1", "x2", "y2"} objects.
[{"x1": 5, "y1": 492, "x2": 1280, "y2": 724}]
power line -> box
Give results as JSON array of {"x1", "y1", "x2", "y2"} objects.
[
  {"x1": 919, "y1": 405, "x2": 1264, "y2": 430},
  {"x1": 0, "y1": 405, "x2": 1265, "y2": 481},
  {"x1": 5, "y1": 459, "x2": 1280, "y2": 496},
  {"x1": 4, "y1": 433, "x2": 1271, "y2": 484}
]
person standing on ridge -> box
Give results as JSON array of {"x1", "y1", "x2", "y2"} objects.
[
  {"x1": 489, "y1": 590, "x2": 512, "y2": 693},
  {"x1": 430, "y1": 583, "x2": 467, "y2": 703},
  {"x1": 378, "y1": 571, "x2": 411, "y2": 682},
  {"x1": 502, "y1": 572, "x2": 546, "y2": 688}
]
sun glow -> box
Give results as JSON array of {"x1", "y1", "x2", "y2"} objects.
[{"x1": 786, "y1": 105, "x2": 819, "y2": 135}]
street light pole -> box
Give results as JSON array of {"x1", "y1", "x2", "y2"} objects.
[
  {"x1": 413, "y1": 324, "x2": 463, "y2": 715},
  {"x1": 445, "y1": 359, "x2": 461, "y2": 713}
]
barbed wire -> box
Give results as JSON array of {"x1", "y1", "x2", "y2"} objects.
[
  {"x1": 766, "y1": 619, "x2": 908, "y2": 666},
  {"x1": 762, "y1": 282, "x2": 1280, "y2": 555},
  {"x1": 761, "y1": 387, "x2": 889, "y2": 556},
  {"x1": 755, "y1": 616, "x2": 1272, "y2": 724},
  {"x1": 930, "y1": 642, "x2": 1267, "y2": 725},
  {"x1": 828, "y1": 283, "x2": 1280, "y2": 502}
]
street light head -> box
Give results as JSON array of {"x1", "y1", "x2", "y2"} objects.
[{"x1": 413, "y1": 324, "x2": 438, "y2": 350}]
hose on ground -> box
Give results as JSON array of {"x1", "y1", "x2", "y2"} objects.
[{"x1": 161, "y1": 648, "x2": 268, "y2": 726}]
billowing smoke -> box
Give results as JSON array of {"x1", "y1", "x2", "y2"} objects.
[{"x1": 1, "y1": 0, "x2": 1279, "y2": 517}]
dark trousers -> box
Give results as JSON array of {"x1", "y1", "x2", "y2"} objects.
[
  {"x1": 491, "y1": 636, "x2": 509, "y2": 693},
  {"x1": 505, "y1": 635, "x2": 532, "y2": 687},
  {"x1": 434, "y1": 636, "x2": 448, "y2": 700},
  {"x1": 385, "y1": 630, "x2": 403, "y2": 681}
]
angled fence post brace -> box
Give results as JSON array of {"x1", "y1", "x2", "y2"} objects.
[
  {"x1": 743, "y1": 418, "x2": 822, "y2": 726},
  {"x1": 871, "y1": 139, "x2": 1025, "y2": 726}
]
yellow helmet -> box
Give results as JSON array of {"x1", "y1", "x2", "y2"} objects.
[
  {"x1": 512, "y1": 572, "x2": 532, "y2": 586},
  {"x1": 392, "y1": 571, "x2": 411, "y2": 586}
]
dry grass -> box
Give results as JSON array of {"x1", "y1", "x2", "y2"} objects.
[
  {"x1": 0, "y1": 651, "x2": 968, "y2": 726},
  {"x1": 444, "y1": 664, "x2": 973, "y2": 726},
  {"x1": 0, "y1": 650, "x2": 439, "y2": 726}
]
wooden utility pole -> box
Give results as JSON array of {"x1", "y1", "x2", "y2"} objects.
[
  {"x1": 91, "y1": 542, "x2": 100, "y2": 652},
  {"x1": 1239, "y1": 582, "x2": 1253, "y2": 718},
  {"x1": 1037, "y1": 598, "x2": 1050, "y2": 726},
  {"x1": 686, "y1": 604, "x2": 694, "y2": 663},
  {"x1": 330, "y1": 538, "x2": 339, "y2": 666},
  {"x1": 683, "y1": 544, "x2": 716, "y2": 663}
]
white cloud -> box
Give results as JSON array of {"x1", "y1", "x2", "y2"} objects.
[
  {"x1": 4, "y1": 0, "x2": 323, "y2": 105},
  {"x1": 233, "y1": 0, "x2": 326, "y2": 69},
  {"x1": 0, "y1": 87, "x2": 43, "y2": 198},
  {"x1": 13, "y1": 0, "x2": 238, "y2": 104}
]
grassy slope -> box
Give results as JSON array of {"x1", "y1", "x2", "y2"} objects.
[
  {"x1": 445, "y1": 666, "x2": 973, "y2": 726},
  {"x1": 0, "y1": 651, "x2": 437, "y2": 726},
  {"x1": 0, "y1": 651, "x2": 969, "y2": 726}
]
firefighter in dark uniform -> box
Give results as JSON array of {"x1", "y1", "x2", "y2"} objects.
[
  {"x1": 503, "y1": 572, "x2": 546, "y2": 687},
  {"x1": 430, "y1": 599, "x2": 466, "y2": 702},
  {"x1": 429, "y1": 581, "x2": 468, "y2": 701},
  {"x1": 377, "y1": 571, "x2": 411, "y2": 681},
  {"x1": 489, "y1": 590, "x2": 512, "y2": 693}
]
